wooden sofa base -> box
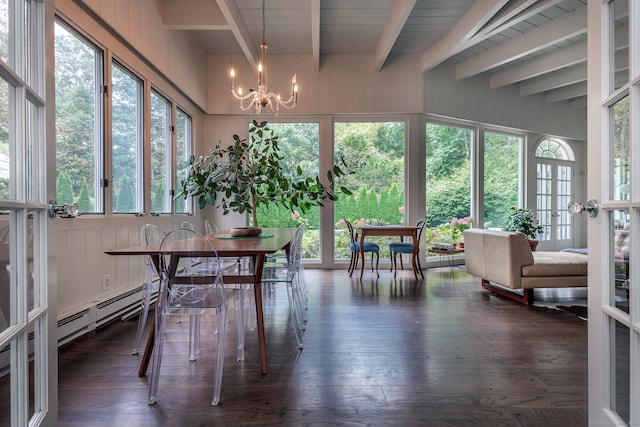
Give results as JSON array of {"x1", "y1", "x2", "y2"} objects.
[{"x1": 482, "y1": 279, "x2": 534, "y2": 305}]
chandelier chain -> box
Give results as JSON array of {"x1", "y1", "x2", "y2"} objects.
[{"x1": 261, "y1": 0, "x2": 266, "y2": 45}]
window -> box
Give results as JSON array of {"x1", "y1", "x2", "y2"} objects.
[
  {"x1": 255, "y1": 122, "x2": 320, "y2": 258},
  {"x1": 150, "y1": 90, "x2": 172, "y2": 213},
  {"x1": 334, "y1": 121, "x2": 405, "y2": 260},
  {"x1": 111, "y1": 61, "x2": 143, "y2": 213},
  {"x1": 175, "y1": 108, "x2": 192, "y2": 214},
  {"x1": 484, "y1": 131, "x2": 521, "y2": 229},
  {"x1": 54, "y1": 21, "x2": 104, "y2": 212}
]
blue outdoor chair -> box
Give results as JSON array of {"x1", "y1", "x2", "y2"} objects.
[
  {"x1": 344, "y1": 219, "x2": 379, "y2": 277},
  {"x1": 389, "y1": 217, "x2": 426, "y2": 278}
]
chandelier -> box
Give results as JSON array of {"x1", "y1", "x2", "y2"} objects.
[{"x1": 229, "y1": 0, "x2": 298, "y2": 115}]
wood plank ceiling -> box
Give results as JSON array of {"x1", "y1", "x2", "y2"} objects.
[{"x1": 163, "y1": 0, "x2": 629, "y2": 109}]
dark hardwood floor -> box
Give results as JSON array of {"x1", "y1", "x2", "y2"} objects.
[{"x1": 55, "y1": 267, "x2": 588, "y2": 426}]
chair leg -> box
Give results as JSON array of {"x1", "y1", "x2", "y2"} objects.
[
  {"x1": 211, "y1": 305, "x2": 228, "y2": 406},
  {"x1": 234, "y1": 290, "x2": 245, "y2": 361},
  {"x1": 132, "y1": 286, "x2": 153, "y2": 355},
  {"x1": 374, "y1": 252, "x2": 379, "y2": 277},
  {"x1": 148, "y1": 310, "x2": 167, "y2": 405},
  {"x1": 348, "y1": 252, "x2": 356, "y2": 276},
  {"x1": 416, "y1": 252, "x2": 424, "y2": 278}
]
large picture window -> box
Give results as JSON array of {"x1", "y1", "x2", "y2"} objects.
[
  {"x1": 255, "y1": 122, "x2": 320, "y2": 258},
  {"x1": 334, "y1": 121, "x2": 405, "y2": 260}
]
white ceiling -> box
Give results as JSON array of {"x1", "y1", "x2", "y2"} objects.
[{"x1": 163, "y1": 0, "x2": 629, "y2": 109}]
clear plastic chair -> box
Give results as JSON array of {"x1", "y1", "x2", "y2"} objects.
[
  {"x1": 344, "y1": 219, "x2": 379, "y2": 277},
  {"x1": 132, "y1": 224, "x2": 166, "y2": 355},
  {"x1": 204, "y1": 219, "x2": 218, "y2": 234},
  {"x1": 388, "y1": 217, "x2": 427, "y2": 278},
  {"x1": 261, "y1": 222, "x2": 307, "y2": 349},
  {"x1": 148, "y1": 228, "x2": 244, "y2": 406}
]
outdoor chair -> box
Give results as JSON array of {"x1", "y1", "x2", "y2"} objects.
[
  {"x1": 388, "y1": 217, "x2": 426, "y2": 278},
  {"x1": 344, "y1": 219, "x2": 379, "y2": 277}
]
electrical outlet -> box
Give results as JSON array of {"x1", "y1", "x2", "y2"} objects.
[{"x1": 102, "y1": 274, "x2": 111, "y2": 292}]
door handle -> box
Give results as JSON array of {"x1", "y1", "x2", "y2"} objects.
[{"x1": 567, "y1": 199, "x2": 599, "y2": 217}]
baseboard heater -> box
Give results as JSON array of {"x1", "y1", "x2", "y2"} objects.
[{"x1": 57, "y1": 285, "x2": 144, "y2": 346}]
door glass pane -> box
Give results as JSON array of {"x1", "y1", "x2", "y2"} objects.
[
  {"x1": 0, "y1": 212, "x2": 8, "y2": 332},
  {"x1": 556, "y1": 165, "x2": 572, "y2": 240},
  {"x1": 0, "y1": 77, "x2": 11, "y2": 200},
  {"x1": 483, "y1": 131, "x2": 520, "y2": 230},
  {"x1": 536, "y1": 163, "x2": 552, "y2": 240},
  {"x1": 334, "y1": 122, "x2": 405, "y2": 261},
  {"x1": 26, "y1": 99, "x2": 35, "y2": 202},
  {"x1": 0, "y1": 341, "x2": 10, "y2": 424},
  {"x1": 610, "y1": 318, "x2": 630, "y2": 424},
  {"x1": 610, "y1": 0, "x2": 629, "y2": 93},
  {"x1": 150, "y1": 90, "x2": 171, "y2": 214},
  {"x1": 175, "y1": 108, "x2": 191, "y2": 214},
  {"x1": 0, "y1": 0, "x2": 9, "y2": 66},
  {"x1": 611, "y1": 209, "x2": 630, "y2": 313},
  {"x1": 256, "y1": 122, "x2": 320, "y2": 259},
  {"x1": 26, "y1": 214, "x2": 34, "y2": 311},
  {"x1": 111, "y1": 62, "x2": 142, "y2": 213},
  {"x1": 611, "y1": 96, "x2": 629, "y2": 201},
  {"x1": 54, "y1": 22, "x2": 103, "y2": 213}
]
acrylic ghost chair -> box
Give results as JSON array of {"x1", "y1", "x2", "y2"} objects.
[
  {"x1": 204, "y1": 218, "x2": 256, "y2": 332},
  {"x1": 131, "y1": 223, "x2": 166, "y2": 355},
  {"x1": 148, "y1": 228, "x2": 244, "y2": 406},
  {"x1": 388, "y1": 216, "x2": 427, "y2": 279},
  {"x1": 261, "y1": 221, "x2": 307, "y2": 349},
  {"x1": 344, "y1": 219, "x2": 379, "y2": 277},
  {"x1": 179, "y1": 220, "x2": 245, "y2": 354}
]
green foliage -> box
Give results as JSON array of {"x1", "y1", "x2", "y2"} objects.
[
  {"x1": 115, "y1": 175, "x2": 135, "y2": 213},
  {"x1": 56, "y1": 170, "x2": 74, "y2": 204},
  {"x1": 503, "y1": 207, "x2": 543, "y2": 240},
  {"x1": 151, "y1": 180, "x2": 165, "y2": 213},
  {"x1": 0, "y1": 178, "x2": 8, "y2": 199},
  {"x1": 77, "y1": 178, "x2": 93, "y2": 212},
  {"x1": 178, "y1": 120, "x2": 352, "y2": 227}
]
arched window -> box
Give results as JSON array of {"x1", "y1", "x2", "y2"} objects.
[{"x1": 535, "y1": 138, "x2": 575, "y2": 161}]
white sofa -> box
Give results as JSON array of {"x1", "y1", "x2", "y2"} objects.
[{"x1": 463, "y1": 228, "x2": 588, "y2": 305}]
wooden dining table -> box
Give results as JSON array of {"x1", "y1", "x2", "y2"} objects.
[
  {"x1": 105, "y1": 227, "x2": 297, "y2": 376},
  {"x1": 358, "y1": 225, "x2": 422, "y2": 280}
]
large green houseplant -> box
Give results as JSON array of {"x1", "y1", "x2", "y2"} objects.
[
  {"x1": 503, "y1": 207, "x2": 543, "y2": 250},
  {"x1": 177, "y1": 120, "x2": 351, "y2": 228}
]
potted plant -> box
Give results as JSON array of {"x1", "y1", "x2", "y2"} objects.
[
  {"x1": 177, "y1": 120, "x2": 352, "y2": 233},
  {"x1": 503, "y1": 207, "x2": 543, "y2": 251}
]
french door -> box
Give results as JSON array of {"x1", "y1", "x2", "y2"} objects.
[
  {"x1": 0, "y1": 0, "x2": 56, "y2": 426},
  {"x1": 588, "y1": 0, "x2": 638, "y2": 425},
  {"x1": 535, "y1": 159, "x2": 574, "y2": 251}
]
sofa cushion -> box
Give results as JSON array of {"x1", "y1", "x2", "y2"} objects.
[{"x1": 522, "y1": 251, "x2": 588, "y2": 276}]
